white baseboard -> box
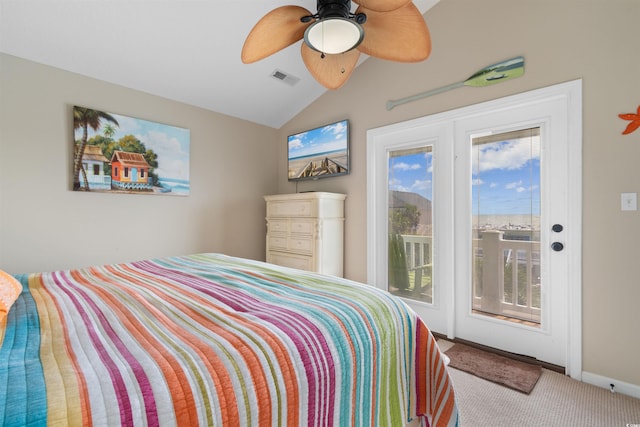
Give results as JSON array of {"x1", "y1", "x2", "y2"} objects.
[{"x1": 582, "y1": 371, "x2": 640, "y2": 399}]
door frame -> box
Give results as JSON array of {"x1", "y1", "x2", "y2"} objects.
[{"x1": 367, "y1": 80, "x2": 582, "y2": 379}]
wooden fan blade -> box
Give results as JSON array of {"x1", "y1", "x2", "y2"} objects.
[
  {"x1": 355, "y1": 0, "x2": 411, "y2": 13},
  {"x1": 357, "y1": 2, "x2": 431, "y2": 62},
  {"x1": 241, "y1": 6, "x2": 312, "y2": 64},
  {"x1": 301, "y1": 43, "x2": 360, "y2": 89}
]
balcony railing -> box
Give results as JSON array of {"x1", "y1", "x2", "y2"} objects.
[
  {"x1": 398, "y1": 230, "x2": 541, "y2": 323},
  {"x1": 473, "y1": 230, "x2": 540, "y2": 323}
]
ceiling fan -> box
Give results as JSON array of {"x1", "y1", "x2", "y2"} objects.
[{"x1": 241, "y1": 0, "x2": 431, "y2": 89}]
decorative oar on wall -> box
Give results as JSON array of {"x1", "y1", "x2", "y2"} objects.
[{"x1": 386, "y1": 56, "x2": 525, "y2": 110}]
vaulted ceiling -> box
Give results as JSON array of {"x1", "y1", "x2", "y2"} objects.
[{"x1": 0, "y1": 0, "x2": 437, "y2": 128}]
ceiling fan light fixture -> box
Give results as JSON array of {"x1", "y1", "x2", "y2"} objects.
[{"x1": 304, "y1": 18, "x2": 364, "y2": 55}]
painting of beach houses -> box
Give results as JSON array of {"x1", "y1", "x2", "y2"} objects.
[{"x1": 73, "y1": 106, "x2": 190, "y2": 196}]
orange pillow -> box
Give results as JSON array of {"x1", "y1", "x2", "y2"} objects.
[{"x1": 0, "y1": 270, "x2": 22, "y2": 345}]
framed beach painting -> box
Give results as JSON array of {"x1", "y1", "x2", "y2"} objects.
[{"x1": 73, "y1": 106, "x2": 190, "y2": 196}]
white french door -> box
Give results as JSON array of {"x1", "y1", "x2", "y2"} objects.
[
  {"x1": 368, "y1": 121, "x2": 454, "y2": 334},
  {"x1": 367, "y1": 81, "x2": 582, "y2": 375},
  {"x1": 452, "y1": 99, "x2": 574, "y2": 367}
]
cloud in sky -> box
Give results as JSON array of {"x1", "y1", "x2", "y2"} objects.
[
  {"x1": 393, "y1": 162, "x2": 422, "y2": 171},
  {"x1": 411, "y1": 179, "x2": 432, "y2": 192},
  {"x1": 473, "y1": 137, "x2": 540, "y2": 174},
  {"x1": 505, "y1": 180, "x2": 523, "y2": 190},
  {"x1": 137, "y1": 129, "x2": 190, "y2": 180},
  {"x1": 289, "y1": 137, "x2": 303, "y2": 150},
  {"x1": 323, "y1": 120, "x2": 347, "y2": 138},
  {"x1": 113, "y1": 115, "x2": 141, "y2": 135}
]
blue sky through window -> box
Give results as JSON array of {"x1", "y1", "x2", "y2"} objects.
[{"x1": 388, "y1": 131, "x2": 540, "y2": 216}]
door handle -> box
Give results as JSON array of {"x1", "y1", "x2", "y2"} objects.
[{"x1": 551, "y1": 242, "x2": 564, "y2": 252}]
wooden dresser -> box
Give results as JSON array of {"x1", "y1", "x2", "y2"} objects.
[{"x1": 264, "y1": 192, "x2": 346, "y2": 277}]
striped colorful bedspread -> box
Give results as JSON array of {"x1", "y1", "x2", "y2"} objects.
[{"x1": 0, "y1": 253, "x2": 457, "y2": 426}]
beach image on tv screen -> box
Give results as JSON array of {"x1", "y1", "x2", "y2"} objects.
[{"x1": 288, "y1": 120, "x2": 348, "y2": 180}]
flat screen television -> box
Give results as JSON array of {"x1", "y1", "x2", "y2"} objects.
[{"x1": 288, "y1": 119, "x2": 350, "y2": 181}]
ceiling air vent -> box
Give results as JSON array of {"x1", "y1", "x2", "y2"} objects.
[{"x1": 271, "y1": 69, "x2": 300, "y2": 86}]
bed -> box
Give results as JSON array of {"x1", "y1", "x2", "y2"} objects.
[{"x1": 0, "y1": 253, "x2": 458, "y2": 426}]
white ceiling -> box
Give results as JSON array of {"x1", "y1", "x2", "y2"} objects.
[{"x1": 0, "y1": 0, "x2": 437, "y2": 129}]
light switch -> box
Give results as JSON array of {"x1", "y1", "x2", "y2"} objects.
[{"x1": 621, "y1": 192, "x2": 637, "y2": 211}]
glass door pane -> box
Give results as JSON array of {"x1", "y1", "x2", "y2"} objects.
[
  {"x1": 471, "y1": 128, "x2": 541, "y2": 324},
  {"x1": 388, "y1": 146, "x2": 434, "y2": 304}
]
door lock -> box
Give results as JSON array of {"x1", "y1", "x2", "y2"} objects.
[{"x1": 551, "y1": 242, "x2": 564, "y2": 252}]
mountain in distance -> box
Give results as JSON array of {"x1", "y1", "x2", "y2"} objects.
[{"x1": 389, "y1": 190, "x2": 432, "y2": 235}]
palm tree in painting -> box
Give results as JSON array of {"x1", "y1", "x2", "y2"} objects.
[
  {"x1": 102, "y1": 123, "x2": 117, "y2": 139},
  {"x1": 73, "y1": 107, "x2": 119, "y2": 191}
]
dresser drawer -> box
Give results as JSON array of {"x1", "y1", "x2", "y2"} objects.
[
  {"x1": 267, "y1": 251, "x2": 313, "y2": 272},
  {"x1": 288, "y1": 236, "x2": 313, "y2": 254},
  {"x1": 267, "y1": 199, "x2": 315, "y2": 217},
  {"x1": 267, "y1": 219, "x2": 314, "y2": 235},
  {"x1": 267, "y1": 233, "x2": 313, "y2": 254},
  {"x1": 290, "y1": 220, "x2": 314, "y2": 235},
  {"x1": 267, "y1": 233, "x2": 288, "y2": 251},
  {"x1": 267, "y1": 219, "x2": 289, "y2": 233}
]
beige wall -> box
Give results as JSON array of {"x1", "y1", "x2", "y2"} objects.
[
  {"x1": 0, "y1": 54, "x2": 279, "y2": 274},
  {"x1": 277, "y1": 0, "x2": 640, "y2": 387}
]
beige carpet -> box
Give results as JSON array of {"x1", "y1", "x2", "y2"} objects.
[
  {"x1": 449, "y1": 368, "x2": 640, "y2": 427},
  {"x1": 437, "y1": 340, "x2": 640, "y2": 426},
  {"x1": 444, "y1": 342, "x2": 542, "y2": 394}
]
